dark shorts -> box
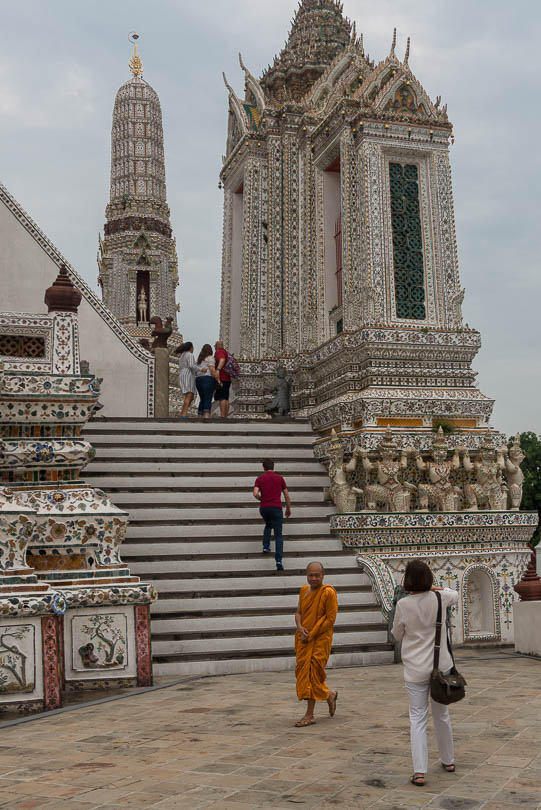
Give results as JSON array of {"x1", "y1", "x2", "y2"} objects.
[{"x1": 214, "y1": 380, "x2": 231, "y2": 401}]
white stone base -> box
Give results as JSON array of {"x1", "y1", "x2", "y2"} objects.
[{"x1": 513, "y1": 601, "x2": 541, "y2": 657}]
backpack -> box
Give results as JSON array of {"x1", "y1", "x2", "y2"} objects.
[{"x1": 224, "y1": 351, "x2": 240, "y2": 379}]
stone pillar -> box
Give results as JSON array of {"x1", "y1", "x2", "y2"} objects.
[
  {"x1": 150, "y1": 316, "x2": 173, "y2": 418},
  {"x1": 154, "y1": 347, "x2": 170, "y2": 418},
  {"x1": 513, "y1": 547, "x2": 541, "y2": 657}
]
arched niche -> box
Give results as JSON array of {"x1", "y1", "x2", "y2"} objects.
[{"x1": 463, "y1": 566, "x2": 500, "y2": 641}]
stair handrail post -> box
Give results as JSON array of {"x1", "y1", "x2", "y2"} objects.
[{"x1": 150, "y1": 316, "x2": 173, "y2": 418}]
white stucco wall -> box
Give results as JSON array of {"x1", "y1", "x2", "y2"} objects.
[
  {"x1": 513, "y1": 601, "x2": 541, "y2": 656},
  {"x1": 0, "y1": 187, "x2": 152, "y2": 417}
]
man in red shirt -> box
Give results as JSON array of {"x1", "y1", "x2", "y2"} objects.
[
  {"x1": 253, "y1": 459, "x2": 292, "y2": 571},
  {"x1": 214, "y1": 340, "x2": 231, "y2": 419}
]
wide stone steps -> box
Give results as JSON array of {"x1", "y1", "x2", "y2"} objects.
[
  {"x1": 106, "y1": 490, "x2": 324, "y2": 504},
  {"x1": 87, "y1": 461, "x2": 322, "y2": 474},
  {"x1": 94, "y1": 446, "x2": 316, "y2": 460},
  {"x1": 128, "y1": 555, "x2": 350, "y2": 573},
  {"x1": 121, "y1": 505, "x2": 333, "y2": 522},
  {"x1": 123, "y1": 522, "x2": 333, "y2": 537},
  {"x1": 149, "y1": 589, "x2": 380, "y2": 615},
  {"x1": 88, "y1": 433, "x2": 315, "y2": 447},
  {"x1": 151, "y1": 609, "x2": 384, "y2": 634},
  {"x1": 83, "y1": 417, "x2": 393, "y2": 677},
  {"x1": 152, "y1": 629, "x2": 389, "y2": 656},
  {"x1": 85, "y1": 419, "x2": 314, "y2": 434},
  {"x1": 140, "y1": 573, "x2": 365, "y2": 594},
  {"x1": 122, "y1": 538, "x2": 341, "y2": 556},
  {"x1": 85, "y1": 475, "x2": 329, "y2": 489},
  {"x1": 155, "y1": 650, "x2": 393, "y2": 677}
]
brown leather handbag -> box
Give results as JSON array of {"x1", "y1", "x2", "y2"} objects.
[{"x1": 430, "y1": 590, "x2": 466, "y2": 705}]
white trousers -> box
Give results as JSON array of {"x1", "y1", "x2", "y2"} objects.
[{"x1": 405, "y1": 680, "x2": 454, "y2": 774}]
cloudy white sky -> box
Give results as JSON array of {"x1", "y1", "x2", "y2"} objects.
[{"x1": 1, "y1": 0, "x2": 539, "y2": 436}]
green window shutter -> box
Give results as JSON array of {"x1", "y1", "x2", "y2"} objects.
[{"x1": 389, "y1": 162, "x2": 426, "y2": 320}]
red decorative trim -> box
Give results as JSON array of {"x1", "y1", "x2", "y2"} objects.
[
  {"x1": 58, "y1": 614, "x2": 66, "y2": 690},
  {"x1": 135, "y1": 604, "x2": 152, "y2": 687},
  {"x1": 41, "y1": 616, "x2": 62, "y2": 711}
]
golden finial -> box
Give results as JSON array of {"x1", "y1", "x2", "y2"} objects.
[{"x1": 128, "y1": 32, "x2": 143, "y2": 78}]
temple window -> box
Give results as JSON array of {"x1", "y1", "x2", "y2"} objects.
[
  {"x1": 389, "y1": 162, "x2": 426, "y2": 320},
  {"x1": 229, "y1": 182, "x2": 244, "y2": 355},
  {"x1": 323, "y1": 156, "x2": 341, "y2": 317}
]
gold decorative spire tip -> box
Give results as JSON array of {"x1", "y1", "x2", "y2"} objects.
[{"x1": 128, "y1": 31, "x2": 144, "y2": 78}]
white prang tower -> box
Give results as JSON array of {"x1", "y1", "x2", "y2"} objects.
[{"x1": 98, "y1": 34, "x2": 180, "y2": 341}]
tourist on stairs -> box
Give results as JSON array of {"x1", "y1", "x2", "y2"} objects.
[
  {"x1": 195, "y1": 344, "x2": 218, "y2": 420},
  {"x1": 253, "y1": 458, "x2": 291, "y2": 571},
  {"x1": 175, "y1": 342, "x2": 207, "y2": 418},
  {"x1": 214, "y1": 339, "x2": 231, "y2": 419},
  {"x1": 294, "y1": 562, "x2": 338, "y2": 727},
  {"x1": 391, "y1": 559, "x2": 458, "y2": 787}
]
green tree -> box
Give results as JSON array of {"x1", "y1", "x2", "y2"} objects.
[{"x1": 516, "y1": 432, "x2": 541, "y2": 545}]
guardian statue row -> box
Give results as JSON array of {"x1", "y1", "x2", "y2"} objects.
[{"x1": 326, "y1": 427, "x2": 524, "y2": 513}]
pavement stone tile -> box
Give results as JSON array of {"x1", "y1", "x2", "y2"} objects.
[
  {"x1": 204, "y1": 804, "x2": 263, "y2": 810},
  {"x1": 426, "y1": 796, "x2": 483, "y2": 809},
  {"x1": 491, "y1": 788, "x2": 541, "y2": 805},
  {"x1": 28, "y1": 802, "x2": 101, "y2": 810},
  {"x1": 0, "y1": 793, "x2": 29, "y2": 808},
  {"x1": 204, "y1": 788, "x2": 280, "y2": 805},
  {"x1": 486, "y1": 755, "x2": 535, "y2": 768},
  {"x1": 176, "y1": 771, "x2": 263, "y2": 789},
  {"x1": 374, "y1": 788, "x2": 440, "y2": 806},
  {"x1": 235, "y1": 765, "x2": 281, "y2": 778}
]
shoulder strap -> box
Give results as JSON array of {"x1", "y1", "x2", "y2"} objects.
[
  {"x1": 434, "y1": 590, "x2": 442, "y2": 670},
  {"x1": 434, "y1": 590, "x2": 456, "y2": 670}
]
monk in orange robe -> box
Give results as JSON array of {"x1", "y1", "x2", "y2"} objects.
[{"x1": 294, "y1": 561, "x2": 338, "y2": 727}]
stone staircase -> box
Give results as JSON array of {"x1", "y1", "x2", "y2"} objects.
[{"x1": 82, "y1": 418, "x2": 394, "y2": 678}]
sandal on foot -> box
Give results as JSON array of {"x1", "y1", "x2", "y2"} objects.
[
  {"x1": 294, "y1": 717, "x2": 316, "y2": 727},
  {"x1": 410, "y1": 774, "x2": 425, "y2": 787},
  {"x1": 327, "y1": 690, "x2": 338, "y2": 717},
  {"x1": 442, "y1": 763, "x2": 456, "y2": 772}
]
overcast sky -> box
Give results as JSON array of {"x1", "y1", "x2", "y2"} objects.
[{"x1": 1, "y1": 0, "x2": 539, "y2": 436}]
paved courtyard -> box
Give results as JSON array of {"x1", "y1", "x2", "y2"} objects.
[{"x1": 0, "y1": 651, "x2": 540, "y2": 809}]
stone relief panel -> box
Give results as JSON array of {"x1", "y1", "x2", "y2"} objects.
[
  {"x1": 0, "y1": 619, "x2": 43, "y2": 701},
  {"x1": 362, "y1": 142, "x2": 386, "y2": 324},
  {"x1": 341, "y1": 132, "x2": 362, "y2": 330},
  {"x1": 65, "y1": 606, "x2": 137, "y2": 681},
  {"x1": 72, "y1": 612, "x2": 128, "y2": 672}
]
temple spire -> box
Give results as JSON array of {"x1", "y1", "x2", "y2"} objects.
[
  {"x1": 404, "y1": 36, "x2": 411, "y2": 65},
  {"x1": 390, "y1": 27, "x2": 397, "y2": 57},
  {"x1": 262, "y1": 0, "x2": 352, "y2": 103},
  {"x1": 98, "y1": 35, "x2": 180, "y2": 339},
  {"x1": 128, "y1": 32, "x2": 144, "y2": 78}
]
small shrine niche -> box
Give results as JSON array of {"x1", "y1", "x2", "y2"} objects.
[
  {"x1": 464, "y1": 568, "x2": 498, "y2": 640},
  {"x1": 136, "y1": 271, "x2": 150, "y2": 324}
]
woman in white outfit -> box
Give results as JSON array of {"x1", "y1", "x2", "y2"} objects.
[
  {"x1": 391, "y1": 559, "x2": 459, "y2": 787},
  {"x1": 175, "y1": 342, "x2": 206, "y2": 418}
]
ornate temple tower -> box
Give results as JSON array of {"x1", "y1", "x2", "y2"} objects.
[
  {"x1": 220, "y1": 0, "x2": 494, "y2": 439},
  {"x1": 98, "y1": 36, "x2": 180, "y2": 340}
]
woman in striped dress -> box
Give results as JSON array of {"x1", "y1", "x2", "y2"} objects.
[{"x1": 175, "y1": 342, "x2": 207, "y2": 418}]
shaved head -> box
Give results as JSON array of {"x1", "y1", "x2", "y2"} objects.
[{"x1": 306, "y1": 561, "x2": 324, "y2": 574}]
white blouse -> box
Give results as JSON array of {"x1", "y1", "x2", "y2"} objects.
[
  {"x1": 195, "y1": 355, "x2": 215, "y2": 378},
  {"x1": 391, "y1": 588, "x2": 459, "y2": 683}
]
